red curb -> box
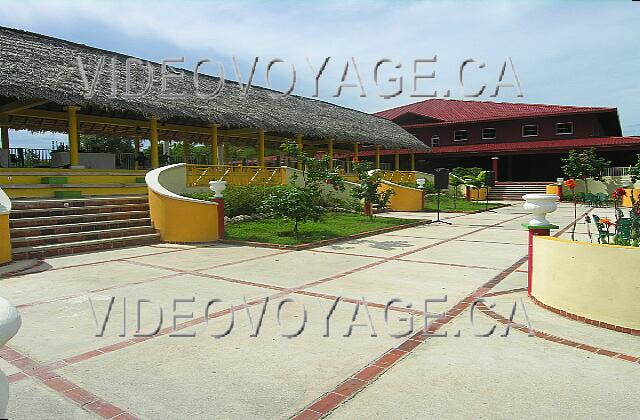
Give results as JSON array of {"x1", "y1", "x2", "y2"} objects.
[
  {"x1": 333, "y1": 378, "x2": 367, "y2": 397},
  {"x1": 354, "y1": 365, "x2": 385, "y2": 381},
  {"x1": 219, "y1": 220, "x2": 432, "y2": 251},
  {"x1": 475, "y1": 302, "x2": 640, "y2": 365},
  {"x1": 85, "y1": 400, "x2": 126, "y2": 418},
  {"x1": 292, "y1": 409, "x2": 323, "y2": 420},
  {"x1": 306, "y1": 392, "x2": 348, "y2": 415},
  {"x1": 530, "y1": 295, "x2": 640, "y2": 336}
]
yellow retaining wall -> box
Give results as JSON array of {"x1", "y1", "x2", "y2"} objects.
[
  {"x1": 468, "y1": 187, "x2": 488, "y2": 201},
  {"x1": 546, "y1": 184, "x2": 562, "y2": 196},
  {"x1": 380, "y1": 181, "x2": 424, "y2": 212},
  {"x1": 0, "y1": 186, "x2": 11, "y2": 264},
  {"x1": 622, "y1": 188, "x2": 640, "y2": 208},
  {"x1": 532, "y1": 236, "x2": 640, "y2": 330},
  {"x1": 0, "y1": 213, "x2": 10, "y2": 264},
  {"x1": 146, "y1": 164, "x2": 220, "y2": 243}
]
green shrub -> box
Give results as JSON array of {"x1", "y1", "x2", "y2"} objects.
[{"x1": 183, "y1": 185, "x2": 279, "y2": 217}]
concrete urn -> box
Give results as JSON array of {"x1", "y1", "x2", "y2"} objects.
[
  {"x1": 522, "y1": 193, "x2": 559, "y2": 227},
  {"x1": 209, "y1": 180, "x2": 227, "y2": 198},
  {"x1": 0, "y1": 297, "x2": 21, "y2": 417},
  {"x1": 416, "y1": 178, "x2": 426, "y2": 189}
]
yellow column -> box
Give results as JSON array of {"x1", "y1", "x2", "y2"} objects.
[
  {"x1": 375, "y1": 145, "x2": 381, "y2": 169},
  {"x1": 258, "y1": 129, "x2": 265, "y2": 167},
  {"x1": 211, "y1": 124, "x2": 219, "y2": 165},
  {"x1": 223, "y1": 142, "x2": 230, "y2": 164},
  {"x1": 183, "y1": 140, "x2": 190, "y2": 163},
  {"x1": 410, "y1": 151, "x2": 415, "y2": 171},
  {"x1": 296, "y1": 133, "x2": 303, "y2": 170},
  {"x1": 1, "y1": 125, "x2": 9, "y2": 149},
  {"x1": 328, "y1": 138, "x2": 334, "y2": 170},
  {"x1": 353, "y1": 142, "x2": 359, "y2": 162},
  {"x1": 150, "y1": 116, "x2": 159, "y2": 169},
  {"x1": 67, "y1": 105, "x2": 80, "y2": 167},
  {"x1": 134, "y1": 138, "x2": 140, "y2": 170},
  {"x1": 394, "y1": 149, "x2": 400, "y2": 171}
]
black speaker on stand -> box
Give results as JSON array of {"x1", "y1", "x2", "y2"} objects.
[
  {"x1": 433, "y1": 168, "x2": 452, "y2": 225},
  {"x1": 484, "y1": 170, "x2": 497, "y2": 213}
]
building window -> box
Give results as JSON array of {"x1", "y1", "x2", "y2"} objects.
[
  {"x1": 431, "y1": 135, "x2": 440, "y2": 147},
  {"x1": 522, "y1": 124, "x2": 538, "y2": 137},
  {"x1": 556, "y1": 122, "x2": 574, "y2": 135},
  {"x1": 454, "y1": 130, "x2": 468, "y2": 141},
  {"x1": 482, "y1": 128, "x2": 496, "y2": 140}
]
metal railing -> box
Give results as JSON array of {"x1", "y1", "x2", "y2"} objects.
[
  {"x1": 600, "y1": 167, "x2": 632, "y2": 177},
  {"x1": 186, "y1": 164, "x2": 286, "y2": 187},
  {"x1": 7, "y1": 148, "x2": 51, "y2": 168}
]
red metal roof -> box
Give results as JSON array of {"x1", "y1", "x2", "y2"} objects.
[
  {"x1": 357, "y1": 137, "x2": 640, "y2": 157},
  {"x1": 375, "y1": 99, "x2": 615, "y2": 125}
]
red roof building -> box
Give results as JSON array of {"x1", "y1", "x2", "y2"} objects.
[{"x1": 371, "y1": 99, "x2": 640, "y2": 181}]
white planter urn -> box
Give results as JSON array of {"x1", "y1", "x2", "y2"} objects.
[
  {"x1": 416, "y1": 178, "x2": 426, "y2": 189},
  {"x1": 0, "y1": 297, "x2": 21, "y2": 418},
  {"x1": 523, "y1": 194, "x2": 559, "y2": 227},
  {"x1": 209, "y1": 180, "x2": 227, "y2": 198}
]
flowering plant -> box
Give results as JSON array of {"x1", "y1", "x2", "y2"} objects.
[
  {"x1": 564, "y1": 179, "x2": 576, "y2": 190},
  {"x1": 564, "y1": 179, "x2": 578, "y2": 240}
]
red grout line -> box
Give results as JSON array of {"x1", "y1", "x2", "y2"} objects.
[
  {"x1": 475, "y1": 302, "x2": 640, "y2": 363},
  {"x1": 529, "y1": 295, "x2": 640, "y2": 336},
  {"x1": 292, "y1": 253, "x2": 530, "y2": 419},
  {"x1": 0, "y1": 345, "x2": 138, "y2": 419},
  {"x1": 483, "y1": 287, "x2": 528, "y2": 298}
]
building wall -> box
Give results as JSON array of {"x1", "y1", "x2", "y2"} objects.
[{"x1": 408, "y1": 113, "x2": 610, "y2": 148}]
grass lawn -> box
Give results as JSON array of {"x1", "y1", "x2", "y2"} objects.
[
  {"x1": 224, "y1": 212, "x2": 417, "y2": 245},
  {"x1": 424, "y1": 194, "x2": 504, "y2": 212}
]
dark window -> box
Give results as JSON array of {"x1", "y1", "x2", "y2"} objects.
[
  {"x1": 431, "y1": 135, "x2": 440, "y2": 147},
  {"x1": 482, "y1": 128, "x2": 496, "y2": 140},
  {"x1": 454, "y1": 130, "x2": 468, "y2": 141},
  {"x1": 556, "y1": 122, "x2": 573, "y2": 135},
  {"x1": 522, "y1": 124, "x2": 538, "y2": 137}
]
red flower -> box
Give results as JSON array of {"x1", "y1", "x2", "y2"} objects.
[
  {"x1": 612, "y1": 188, "x2": 627, "y2": 199},
  {"x1": 600, "y1": 218, "x2": 615, "y2": 227},
  {"x1": 564, "y1": 179, "x2": 576, "y2": 189}
]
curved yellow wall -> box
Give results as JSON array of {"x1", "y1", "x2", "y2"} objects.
[
  {"x1": 532, "y1": 236, "x2": 640, "y2": 330},
  {"x1": 622, "y1": 188, "x2": 640, "y2": 208},
  {"x1": 380, "y1": 181, "x2": 424, "y2": 212},
  {"x1": 146, "y1": 164, "x2": 221, "y2": 243},
  {"x1": 0, "y1": 214, "x2": 11, "y2": 264}
]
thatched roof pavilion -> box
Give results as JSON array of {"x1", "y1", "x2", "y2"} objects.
[{"x1": 0, "y1": 25, "x2": 427, "y2": 167}]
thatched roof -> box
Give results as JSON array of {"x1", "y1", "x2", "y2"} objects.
[{"x1": 0, "y1": 26, "x2": 427, "y2": 150}]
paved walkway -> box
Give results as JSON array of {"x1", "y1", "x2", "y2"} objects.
[{"x1": 1, "y1": 203, "x2": 638, "y2": 419}]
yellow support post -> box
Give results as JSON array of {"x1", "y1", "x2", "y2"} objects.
[
  {"x1": 353, "y1": 142, "x2": 359, "y2": 162},
  {"x1": 410, "y1": 151, "x2": 415, "y2": 171},
  {"x1": 134, "y1": 138, "x2": 140, "y2": 170},
  {"x1": 223, "y1": 142, "x2": 230, "y2": 164},
  {"x1": 328, "y1": 138, "x2": 334, "y2": 170},
  {"x1": 258, "y1": 129, "x2": 265, "y2": 167},
  {"x1": 1, "y1": 126, "x2": 9, "y2": 149},
  {"x1": 296, "y1": 133, "x2": 303, "y2": 170},
  {"x1": 150, "y1": 116, "x2": 159, "y2": 169},
  {"x1": 375, "y1": 145, "x2": 381, "y2": 169},
  {"x1": 67, "y1": 105, "x2": 80, "y2": 167},
  {"x1": 394, "y1": 149, "x2": 400, "y2": 171},
  {"x1": 183, "y1": 140, "x2": 190, "y2": 163},
  {"x1": 211, "y1": 124, "x2": 219, "y2": 165}
]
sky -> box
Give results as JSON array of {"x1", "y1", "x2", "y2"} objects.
[{"x1": 1, "y1": 0, "x2": 639, "y2": 148}]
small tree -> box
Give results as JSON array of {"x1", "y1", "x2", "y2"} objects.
[
  {"x1": 350, "y1": 161, "x2": 394, "y2": 220},
  {"x1": 629, "y1": 153, "x2": 640, "y2": 184},
  {"x1": 450, "y1": 167, "x2": 467, "y2": 209},
  {"x1": 260, "y1": 142, "x2": 344, "y2": 238},
  {"x1": 561, "y1": 148, "x2": 611, "y2": 194}
]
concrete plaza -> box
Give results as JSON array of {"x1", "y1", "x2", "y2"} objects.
[{"x1": 1, "y1": 203, "x2": 638, "y2": 419}]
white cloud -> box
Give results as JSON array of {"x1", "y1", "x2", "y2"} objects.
[{"x1": 1, "y1": 0, "x2": 639, "y2": 145}]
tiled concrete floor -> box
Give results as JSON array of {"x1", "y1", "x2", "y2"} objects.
[{"x1": 1, "y1": 203, "x2": 638, "y2": 419}]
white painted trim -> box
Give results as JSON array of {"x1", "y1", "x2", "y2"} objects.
[
  {"x1": 481, "y1": 127, "x2": 497, "y2": 140},
  {"x1": 0, "y1": 186, "x2": 10, "y2": 214},
  {"x1": 145, "y1": 163, "x2": 217, "y2": 206},
  {"x1": 555, "y1": 122, "x2": 574, "y2": 135}
]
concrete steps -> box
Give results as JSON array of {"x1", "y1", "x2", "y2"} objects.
[
  {"x1": 488, "y1": 182, "x2": 548, "y2": 201},
  {"x1": 9, "y1": 195, "x2": 161, "y2": 260}
]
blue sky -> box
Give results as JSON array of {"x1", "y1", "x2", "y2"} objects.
[{"x1": 1, "y1": 0, "x2": 639, "y2": 148}]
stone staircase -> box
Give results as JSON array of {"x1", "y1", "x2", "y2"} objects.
[
  {"x1": 9, "y1": 195, "x2": 161, "y2": 260},
  {"x1": 487, "y1": 182, "x2": 549, "y2": 201}
]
